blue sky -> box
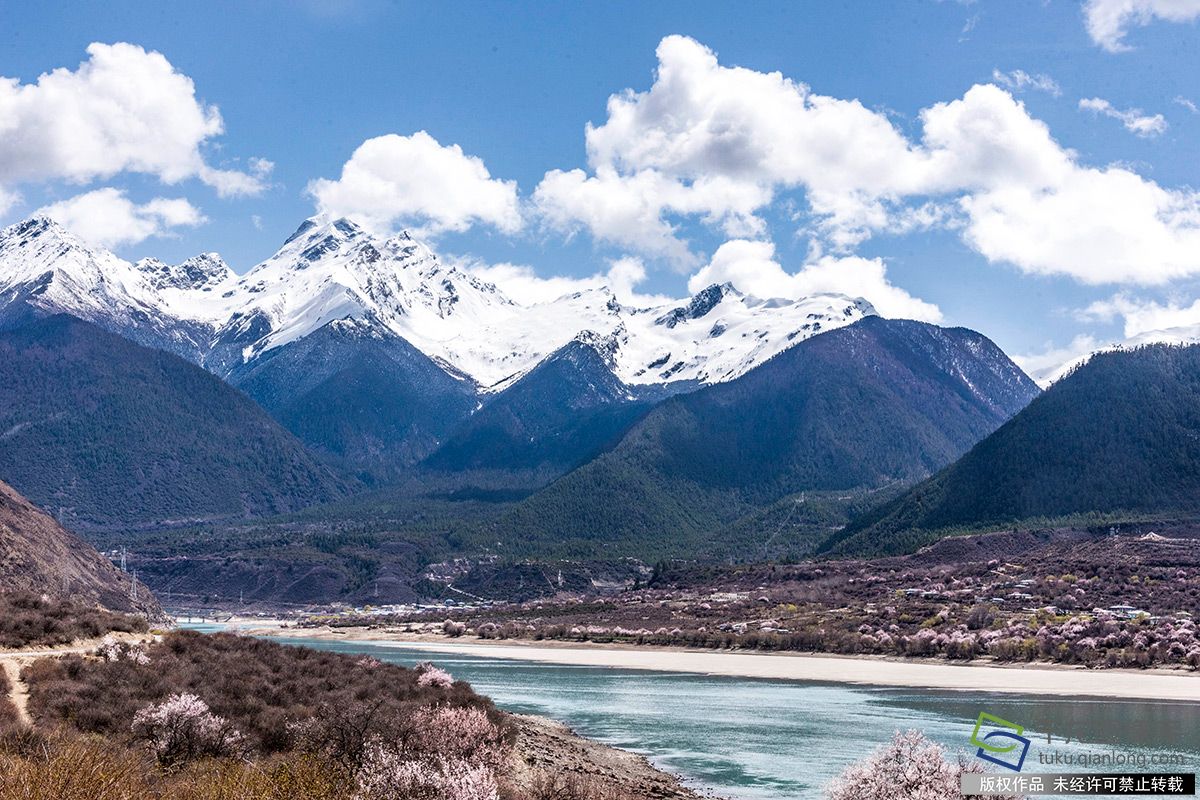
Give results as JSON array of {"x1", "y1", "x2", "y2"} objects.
[{"x1": 2, "y1": 0, "x2": 1199, "y2": 376}]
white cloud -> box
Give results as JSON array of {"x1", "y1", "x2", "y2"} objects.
[
  {"x1": 535, "y1": 35, "x2": 923, "y2": 259},
  {"x1": 1013, "y1": 334, "x2": 1104, "y2": 386},
  {"x1": 37, "y1": 187, "x2": 205, "y2": 249},
  {"x1": 534, "y1": 169, "x2": 701, "y2": 267},
  {"x1": 1079, "y1": 97, "x2": 1168, "y2": 137},
  {"x1": 1080, "y1": 293, "x2": 1200, "y2": 338},
  {"x1": 958, "y1": 163, "x2": 1200, "y2": 284},
  {"x1": 990, "y1": 69, "x2": 1062, "y2": 97},
  {"x1": 1175, "y1": 95, "x2": 1200, "y2": 114},
  {"x1": 533, "y1": 167, "x2": 769, "y2": 268},
  {"x1": 686, "y1": 239, "x2": 942, "y2": 322},
  {"x1": 1024, "y1": 291, "x2": 1200, "y2": 384},
  {"x1": 459, "y1": 254, "x2": 673, "y2": 307},
  {"x1": 533, "y1": 36, "x2": 1200, "y2": 289},
  {"x1": 0, "y1": 186, "x2": 19, "y2": 216},
  {"x1": 1084, "y1": 0, "x2": 1200, "y2": 52},
  {"x1": 308, "y1": 132, "x2": 521, "y2": 235},
  {"x1": 605, "y1": 256, "x2": 676, "y2": 305},
  {"x1": 0, "y1": 42, "x2": 265, "y2": 197}
]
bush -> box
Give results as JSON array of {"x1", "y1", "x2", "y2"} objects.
[
  {"x1": 0, "y1": 591, "x2": 147, "y2": 649},
  {"x1": 131, "y1": 693, "x2": 246, "y2": 767},
  {"x1": 357, "y1": 750, "x2": 499, "y2": 800},
  {"x1": 516, "y1": 772, "x2": 644, "y2": 800},
  {"x1": 24, "y1": 631, "x2": 503, "y2": 759},
  {"x1": 0, "y1": 670, "x2": 16, "y2": 733},
  {"x1": 415, "y1": 662, "x2": 455, "y2": 689},
  {"x1": 826, "y1": 730, "x2": 1020, "y2": 800}
]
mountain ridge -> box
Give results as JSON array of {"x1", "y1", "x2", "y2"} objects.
[
  {"x1": 0, "y1": 214, "x2": 884, "y2": 394},
  {"x1": 0, "y1": 315, "x2": 349, "y2": 530},
  {"x1": 482, "y1": 315, "x2": 1041, "y2": 560},
  {"x1": 824, "y1": 342, "x2": 1200, "y2": 557}
]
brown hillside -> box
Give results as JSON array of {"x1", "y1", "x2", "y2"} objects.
[{"x1": 0, "y1": 479, "x2": 160, "y2": 617}]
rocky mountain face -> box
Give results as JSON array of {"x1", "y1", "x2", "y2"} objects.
[
  {"x1": 0, "y1": 215, "x2": 1047, "y2": 570},
  {"x1": 0, "y1": 478, "x2": 161, "y2": 615},
  {"x1": 422, "y1": 332, "x2": 655, "y2": 479},
  {"x1": 228, "y1": 317, "x2": 478, "y2": 478}
]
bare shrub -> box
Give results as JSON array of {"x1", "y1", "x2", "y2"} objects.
[
  {"x1": 0, "y1": 591, "x2": 147, "y2": 649},
  {"x1": 519, "y1": 771, "x2": 643, "y2": 800},
  {"x1": 0, "y1": 729, "x2": 349, "y2": 800}
]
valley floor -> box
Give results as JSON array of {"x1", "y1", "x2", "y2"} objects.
[{"x1": 254, "y1": 626, "x2": 1200, "y2": 701}]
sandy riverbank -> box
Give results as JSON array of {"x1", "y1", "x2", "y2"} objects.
[{"x1": 253, "y1": 626, "x2": 1200, "y2": 701}]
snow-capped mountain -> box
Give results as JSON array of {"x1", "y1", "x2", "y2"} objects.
[
  {"x1": 136, "y1": 252, "x2": 234, "y2": 292},
  {"x1": 0, "y1": 215, "x2": 880, "y2": 392},
  {"x1": 0, "y1": 217, "x2": 218, "y2": 359}
]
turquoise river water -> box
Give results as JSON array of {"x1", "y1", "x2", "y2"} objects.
[{"x1": 243, "y1": 634, "x2": 1200, "y2": 799}]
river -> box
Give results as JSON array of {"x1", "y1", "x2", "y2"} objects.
[{"x1": 252, "y1": 635, "x2": 1200, "y2": 799}]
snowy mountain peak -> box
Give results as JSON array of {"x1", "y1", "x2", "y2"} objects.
[
  {"x1": 573, "y1": 327, "x2": 624, "y2": 364},
  {"x1": 654, "y1": 282, "x2": 740, "y2": 328},
  {"x1": 0, "y1": 214, "x2": 887, "y2": 393},
  {"x1": 0, "y1": 216, "x2": 94, "y2": 274},
  {"x1": 135, "y1": 253, "x2": 234, "y2": 292},
  {"x1": 0, "y1": 215, "x2": 159, "y2": 322}
]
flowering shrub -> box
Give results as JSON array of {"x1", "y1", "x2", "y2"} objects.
[
  {"x1": 357, "y1": 747, "x2": 499, "y2": 800},
  {"x1": 407, "y1": 705, "x2": 509, "y2": 769},
  {"x1": 826, "y1": 730, "x2": 1019, "y2": 800},
  {"x1": 415, "y1": 662, "x2": 454, "y2": 689},
  {"x1": 355, "y1": 704, "x2": 509, "y2": 800},
  {"x1": 96, "y1": 635, "x2": 151, "y2": 665},
  {"x1": 130, "y1": 692, "x2": 245, "y2": 766}
]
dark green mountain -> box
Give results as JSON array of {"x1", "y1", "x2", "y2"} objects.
[
  {"x1": 228, "y1": 320, "x2": 477, "y2": 480},
  {"x1": 422, "y1": 335, "x2": 653, "y2": 482},
  {"x1": 0, "y1": 315, "x2": 348, "y2": 530},
  {"x1": 824, "y1": 343, "x2": 1200, "y2": 557},
  {"x1": 484, "y1": 316, "x2": 1040, "y2": 560}
]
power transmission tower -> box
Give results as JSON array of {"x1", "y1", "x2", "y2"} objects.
[
  {"x1": 130, "y1": 570, "x2": 138, "y2": 604},
  {"x1": 120, "y1": 546, "x2": 127, "y2": 572}
]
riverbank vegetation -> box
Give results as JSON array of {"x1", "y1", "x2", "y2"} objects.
[
  {"x1": 333, "y1": 528, "x2": 1200, "y2": 670},
  {"x1": 0, "y1": 630, "x2": 687, "y2": 799}
]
